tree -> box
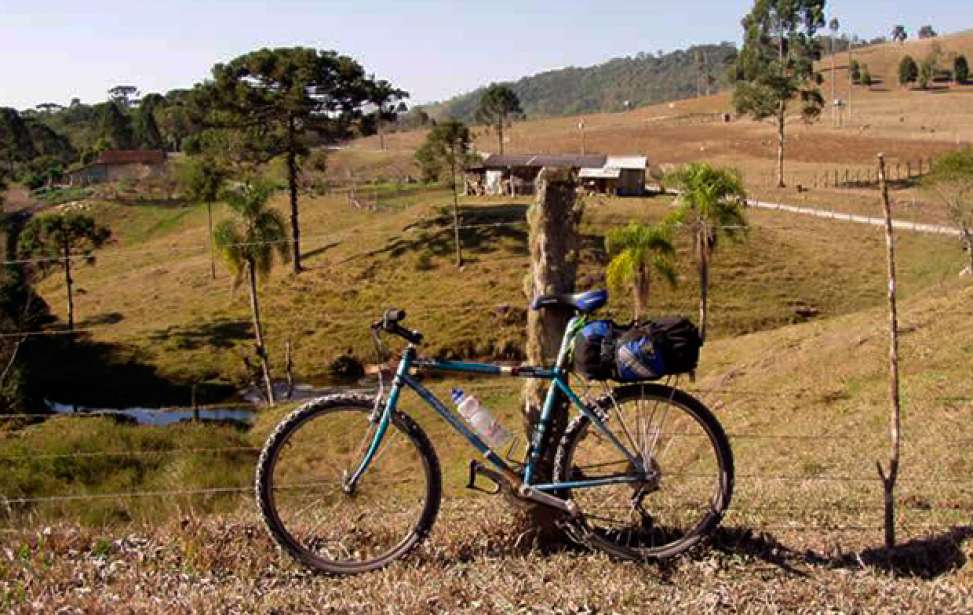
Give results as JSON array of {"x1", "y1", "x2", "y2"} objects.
[
  {"x1": 133, "y1": 94, "x2": 164, "y2": 150},
  {"x1": 923, "y1": 147, "x2": 973, "y2": 275},
  {"x1": 16, "y1": 213, "x2": 110, "y2": 330},
  {"x1": 733, "y1": 0, "x2": 825, "y2": 188},
  {"x1": 414, "y1": 120, "x2": 473, "y2": 267},
  {"x1": 664, "y1": 163, "x2": 748, "y2": 341},
  {"x1": 367, "y1": 78, "x2": 409, "y2": 151},
  {"x1": 100, "y1": 101, "x2": 135, "y2": 150},
  {"x1": 850, "y1": 59, "x2": 861, "y2": 83},
  {"x1": 475, "y1": 84, "x2": 523, "y2": 155},
  {"x1": 0, "y1": 108, "x2": 37, "y2": 173},
  {"x1": 178, "y1": 156, "x2": 229, "y2": 279},
  {"x1": 213, "y1": 181, "x2": 290, "y2": 404},
  {"x1": 954, "y1": 55, "x2": 969, "y2": 84},
  {"x1": 891, "y1": 25, "x2": 908, "y2": 44},
  {"x1": 605, "y1": 223, "x2": 677, "y2": 321},
  {"x1": 918, "y1": 56, "x2": 936, "y2": 89},
  {"x1": 917, "y1": 25, "x2": 937, "y2": 39},
  {"x1": 107, "y1": 85, "x2": 140, "y2": 108},
  {"x1": 196, "y1": 47, "x2": 381, "y2": 274},
  {"x1": 860, "y1": 65, "x2": 873, "y2": 87},
  {"x1": 899, "y1": 55, "x2": 919, "y2": 87}
]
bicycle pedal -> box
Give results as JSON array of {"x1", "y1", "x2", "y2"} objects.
[{"x1": 466, "y1": 460, "x2": 502, "y2": 495}]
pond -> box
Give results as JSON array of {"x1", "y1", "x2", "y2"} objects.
[{"x1": 45, "y1": 400, "x2": 255, "y2": 427}]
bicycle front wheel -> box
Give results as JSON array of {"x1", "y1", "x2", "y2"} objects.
[
  {"x1": 554, "y1": 383, "x2": 733, "y2": 560},
  {"x1": 255, "y1": 393, "x2": 441, "y2": 574}
]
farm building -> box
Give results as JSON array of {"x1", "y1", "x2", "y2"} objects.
[
  {"x1": 465, "y1": 153, "x2": 607, "y2": 196},
  {"x1": 579, "y1": 156, "x2": 648, "y2": 196},
  {"x1": 67, "y1": 150, "x2": 168, "y2": 186}
]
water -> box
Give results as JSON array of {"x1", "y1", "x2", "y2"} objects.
[{"x1": 45, "y1": 400, "x2": 255, "y2": 427}]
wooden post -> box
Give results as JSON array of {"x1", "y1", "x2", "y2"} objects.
[
  {"x1": 284, "y1": 338, "x2": 295, "y2": 400},
  {"x1": 907, "y1": 161, "x2": 912, "y2": 178},
  {"x1": 876, "y1": 153, "x2": 902, "y2": 551},
  {"x1": 191, "y1": 383, "x2": 200, "y2": 422},
  {"x1": 523, "y1": 166, "x2": 582, "y2": 540}
]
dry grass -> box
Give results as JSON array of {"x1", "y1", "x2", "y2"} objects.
[{"x1": 1, "y1": 501, "x2": 971, "y2": 613}]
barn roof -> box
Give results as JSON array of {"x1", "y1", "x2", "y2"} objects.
[
  {"x1": 480, "y1": 154, "x2": 607, "y2": 169},
  {"x1": 94, "y1": 150, "x2": 167, "y2": 165},
  {"x1": 605, "y1": 155, "x2": 648, "y2": 170},
  {"x1": 579, "y1": 167, "x2": 621, "y2": 179}
]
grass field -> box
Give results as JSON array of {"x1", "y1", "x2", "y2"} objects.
[{"x1": 4, "y1": 29, "x2": 973, "y2": 611}]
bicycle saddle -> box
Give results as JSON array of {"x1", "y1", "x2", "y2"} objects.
[{"x1": 530, "y1": 289, "x2": 608, "y2": 313}]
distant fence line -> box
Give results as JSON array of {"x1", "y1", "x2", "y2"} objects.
[{"x1": 755, "y1": 157, "x2": 935, "y2": 190}]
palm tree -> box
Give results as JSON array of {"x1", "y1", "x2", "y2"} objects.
[
  {"x1": 605, "y1": 223, "x2": 677, "y2": 322},
  {"x1": 17, "y1": 212, "x2": 111, "y2": 330},
  {"x1": 665, "y1": 163, "x2": 748, "y2": 342},
  {"x1": 214, "y1": 181, "x2": 290, "y2": 405}
]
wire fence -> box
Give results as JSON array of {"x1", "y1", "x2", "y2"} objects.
[{"x1": 1, "y1": 190, "x2": 971, "y2": 542}]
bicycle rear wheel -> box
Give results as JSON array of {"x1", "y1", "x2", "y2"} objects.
[
  {"x1": 554, "y1": 383, "x2": 733, "y2": 560},
  {"x1": 255, "y1": 393, "x2": 441, "y2": 574}
]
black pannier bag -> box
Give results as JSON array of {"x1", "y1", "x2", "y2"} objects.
[{"x1": 574, "y1": 318, "x2": 702, "y2": 382}]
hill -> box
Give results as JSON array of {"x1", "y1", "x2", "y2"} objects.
[{"x1": 426, "y1": 43, "x2": 738, "y2": 121}]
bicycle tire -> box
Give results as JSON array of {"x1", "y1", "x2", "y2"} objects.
[
  {"x1": 255, "y1": 393, "x2": 442, "y2": 574},
  {"x1": 553, "y1": 383, "x2": 733, "y2": 560}
]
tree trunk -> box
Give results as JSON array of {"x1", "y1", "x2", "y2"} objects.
[
  {"x1": 450, "y1": 148, "x2": 463, "y2": 268},
  {"x1": 247, "y1": 260, "x2": 275, "y2": 405},
  {"x1": 497, "y1": 114, "x2": 504, "y2": 155},
  {"x1": 697, "y1": 230, "x2": 710, "y2": 343},
  {"x1": 63, "y1": 242, "x2": 74, "y2": 331},
  {"x1": 776, "y1": 103, "x2": 786, "y2": 188},
  {"x1": 876, "y1": 154, "x2": 901, "y2": 550},
  {"x1": 523, "y1": 166, "x2": 583, "y2": 540},
  {"x1": 206, "y1": 201, "x2": 216, "y2": 280},
  {"x1": 287, "y1": 116, "x2": 302, "y2": 274}
]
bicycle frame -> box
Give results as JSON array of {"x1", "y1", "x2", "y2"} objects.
[{"x1": 346, "y1": 315, "x2": 646, "y2": 496}]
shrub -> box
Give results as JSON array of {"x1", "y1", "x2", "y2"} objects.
[
  {"x1": 955, "y1": 55, "x2": 970, "y2": 84},
  {"x1": 860, "y1": 65, "x2": 873, "y2": 87},
  {"x1": 898, "y1": 55, "x2": 918, "y2": 87},
  {"x1": 850, "y1": 59, "x2": 861, "y2": 84}
]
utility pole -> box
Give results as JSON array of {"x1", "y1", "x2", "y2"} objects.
[{"x1": 847, "y1": 40, "x2": 854, "y2": 123}]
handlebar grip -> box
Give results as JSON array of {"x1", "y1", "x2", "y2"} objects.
[
  {"x1": 391, "y1": 323, "x2": 424, "y2": 345},
  {"x1": 384, "y1": 309, "x2": 406, "y2": 324}
]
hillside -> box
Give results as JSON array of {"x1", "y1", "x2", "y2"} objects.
[{"x1": 426, "y1": 43, "x2": 737, "y2": 121}]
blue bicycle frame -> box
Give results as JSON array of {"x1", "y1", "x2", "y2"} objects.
[{"x1": 346, "y1": 315, "x2": 646, "y2": 496}]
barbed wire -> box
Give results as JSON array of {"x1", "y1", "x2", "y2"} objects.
[{"x1": 1, "y1": 210, "x2": 957, "y2": 268}]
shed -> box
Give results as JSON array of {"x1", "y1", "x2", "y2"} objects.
[
  {"x1": 67, "y1": 150, "x2": 168, "y2": 186},
  {"x1": 466, "y1": 153, "x2": 607, "y2": 196},
  {"x1": 605, "y1": 155, "x2": 648, "y2": 196}
]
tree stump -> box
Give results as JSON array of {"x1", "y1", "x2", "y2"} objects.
[{"x1": 522, "y1": 166, "x2": 583, "y2": 542}]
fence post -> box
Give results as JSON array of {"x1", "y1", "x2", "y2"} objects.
[
  {"x1": 907, "y1": 161, "x2": 912, "y2": 178},
  {"x1": 876, "y1": 153, "x2": 902, "y2": 552}
]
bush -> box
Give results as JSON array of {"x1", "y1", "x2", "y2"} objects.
[
  {"x1": 955, "y1": 55, "x2": 970, "y2": 84},
  {"x1": 860, "y1": 65, "x2": 873, "y2": 87},
  {"x1": 899, "y1": 55, "x2": 918, "y2": 87},
  {"x1": 850, "y1": 59, "x2": 861, "y2": 84}
]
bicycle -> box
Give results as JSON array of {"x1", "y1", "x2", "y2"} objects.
[{"x1": 256, "y1": 289, "x2": 734, "y2": 574}]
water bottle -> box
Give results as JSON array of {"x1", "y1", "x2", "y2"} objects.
[{"x1": 450, "y1": 388, "x2": 512, "y2": 449}]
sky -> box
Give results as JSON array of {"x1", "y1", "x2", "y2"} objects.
[{"x1": 2, "y1": 0, "x2": 970, "y2": 110}]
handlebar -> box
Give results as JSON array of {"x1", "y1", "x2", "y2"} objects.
[{"x1": 371, "y1": 308, "x2": 424, "y2": 345}]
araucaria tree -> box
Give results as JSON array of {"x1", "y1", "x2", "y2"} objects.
[
  {"x1": 475, "y1": 84, "x2": 523, "y2": 155},
  {"x1": 197, "y1": 47, "x2": 390, "y2": 273},
  {"x1": 733, "y1": 0, "x2": 825, "y2": 188},
  {"x1": 213, "y1": 181, "x2": 290, "y2": 404},
  {"x1": 891, "y1": 25, "x2": 908, "y2": 44},
  {"x1": 605, "y1": 223, "x2": 677, "y2": 322},
  {"x1": 17, "y1": 213, "x2": 110, "y2": 330},
  {"x1": 665, "y1": 163, "x2": 748, "y2": 341},
  {"x1": 367, "y1": 79, "x2": 408, "y2": 152},
  {"x1": 414, "y1": 120, "x2": 473, "y2": 267},
  {"x1": 923, "y1": 147, "x2": 973, "y2": 275},
  {"x1": 179, "y1": 156, "x2": 229, "y2": 279}
]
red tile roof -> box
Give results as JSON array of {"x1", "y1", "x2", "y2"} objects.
[{"x1": 95, "y1": 150, "x2": 167, "y2": 165}]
